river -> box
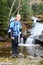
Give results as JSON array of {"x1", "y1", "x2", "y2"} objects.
[{"x1": 19, "y1": 17, "x2": 43, "y2": 57}]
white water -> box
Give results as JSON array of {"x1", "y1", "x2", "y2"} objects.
[
  {"x1": 26, "y1": 18, "x2": 43, "y2": 44},
  {"x1": 19, "y1": 17, "x2": 43, "y2": 56},
  {"x1": 19, "y1": 17, "x2": 43, "y2": 45},
  {"x1": 26, "y1": 17, "x2": 43, "y2": 56}
]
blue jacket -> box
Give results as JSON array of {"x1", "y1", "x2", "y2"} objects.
[{"x1": 10, "y1": 21, "x2": 22, "y2": 37}]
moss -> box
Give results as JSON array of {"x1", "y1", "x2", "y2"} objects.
[
  {"x1": 0, "y1": 42, "x2": 4, "y2": 45},
  {"x1": 37, "y1": 60, "x2": 43, "y2": 65}
]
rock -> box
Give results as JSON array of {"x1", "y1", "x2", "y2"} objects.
[
  {"x1": 0, "y1": 36, "x2": 7, "y2": 42},
  {"x1": 34, "y1": 53, "x2": 38, "y2": 57},
  {"x1": 26, "y1": 56, "x2": 35, "y2": 60},
  {"x1": 19, "y1": 53, "x2": 24, "y2": 58}
]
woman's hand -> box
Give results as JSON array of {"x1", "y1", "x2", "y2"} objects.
[{"x1": 11, "y1": 37, "x2": 14, "y2": 40}]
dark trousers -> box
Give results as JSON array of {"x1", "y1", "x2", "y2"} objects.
[{"x1": 11, "y1": 36, "x2": 18, "y2": 55}]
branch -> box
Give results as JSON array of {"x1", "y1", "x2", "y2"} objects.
[
  {"x1": 18, "y1": 0, "x2": 21, "y2": 14},
  {"x1": 8, "y1": 0, "x2": 17, "y2": 22},
  {"x1": 12, "y1": 0, "x2": 30, "y2": 16}
]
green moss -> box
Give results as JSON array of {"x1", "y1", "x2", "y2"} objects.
[
  {"x1": 0, "y1": 42, "x2": 4, "y2": 45},
  {"x1": 37, "y1": 60, "x2": 43, "y2": 65}
]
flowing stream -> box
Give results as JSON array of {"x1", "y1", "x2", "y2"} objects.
[{"x1": 19, "y1": 17, "x2": 43, "y2": 57}]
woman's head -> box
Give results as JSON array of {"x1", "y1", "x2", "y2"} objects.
[{"x1": 16, "y1": 14, "x2": 21, "y2": 21}]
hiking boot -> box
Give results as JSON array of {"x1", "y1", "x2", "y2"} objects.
[
  {"x1": 12, "y1": 54, "x2": 16, "y2": 58},
  {"x1": 16, "y1": 54, "x2": 19, "y2": 58}
]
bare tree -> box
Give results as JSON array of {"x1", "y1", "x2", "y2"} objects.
[
  {"x1": 8, "y1": 0, "x2": 17, "y2": 22},
  {"x1": 12, "y1": 0, "x2": 30, "y2": 16},
  {"x1": 17, "y1": 0, "x2": 21, "y2": 14}
]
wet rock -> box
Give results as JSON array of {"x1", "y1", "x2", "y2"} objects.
[
  {"x1": 19, "y1": 53, "x2": 24, "y2": 58},
  {"x1": 40, "y1": 56, "x2": 43, "y2": 58},
  {"x1": 34, "y1": 53, "x2": 38, "y2": 57},
  {"x1": 34, "y1": 35, "x2": 43, "y2": 46},
  {"x1": 0, "y1": 36, "x2": 7, "y2": 42},
  {"x1": 26, "y1": 56, "x2": 35, "y2": 60}
]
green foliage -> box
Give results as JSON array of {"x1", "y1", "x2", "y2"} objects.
[
  {"x1": 7, "y1": 0, "x2": 13, "y2": 7},
  {"x1": 0, "y1": 0, "x2": 10, "y2": 30},
  {"x1": 32, "y1": 3, "x2": 43, "y2": 15},
  {"x1": 0, "y1": 0, "x2": 10, "y2": 36},
  {"x1": 0, "y1": 0, "x2": 33, "y2": 28},
  {"x1": 0, "y1": 0, "x2": 33, "y2": 36},
  {"x1": 20, "y1": 4, "x2": 32, "y2": 21}
]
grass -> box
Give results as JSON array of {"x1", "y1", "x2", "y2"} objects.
[
  {"x1": 0, "y1": 56, "x2": 43, "y2": 65},
  {"x1": 0, "y1": 57, "x2": 31, "y2": 65}
]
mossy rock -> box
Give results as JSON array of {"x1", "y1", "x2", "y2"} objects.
[{"x1": 36, "y1": 15, "x2": 43, "y2": 22}]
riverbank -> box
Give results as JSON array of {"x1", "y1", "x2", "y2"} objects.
[{"x1": 0, "y1": 42, "x2": 43, "y2": 65}]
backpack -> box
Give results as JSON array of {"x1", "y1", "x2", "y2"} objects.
[
  {"x1": 7, "y1": 17, "x2": 15, "y2": 37},
  {"x1": 7, "y1": 21, "x2": 12, "y2": 38}
]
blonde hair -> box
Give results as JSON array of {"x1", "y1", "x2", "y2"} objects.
[{"x1": 16, "y1": 14, "x2": 21, "y2": 18}]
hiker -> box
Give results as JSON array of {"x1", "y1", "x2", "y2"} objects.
[{"x1": 10, "y1": 14, "x2": 22, "y2": 57}]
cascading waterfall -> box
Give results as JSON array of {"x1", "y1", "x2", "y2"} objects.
[
  {"x1": 19, "y1": 16, "x2": 43, "y2": 56},
  {"x1": 26, "y1": 16, "x2": 43, "y2": 44},
  {"x1": 26, "y1": 17, "x2": 43, "y2": 56}
]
